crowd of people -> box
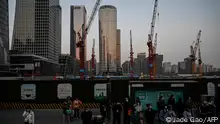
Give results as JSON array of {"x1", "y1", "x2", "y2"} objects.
[{"x1": 21, "y1": 95, "x2": 216, "y2": 124}]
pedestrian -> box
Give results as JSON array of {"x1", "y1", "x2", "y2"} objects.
[
  {"x1": 139, "y1": 113, "x2": 146, "y2": 124},
  {"x1": 106, "y1": 100, "x2": 112, "y2": 120},
  {"x1": 185, "y1": 97, "x2": 192, "y2": 109},
  {"x1": 134, "y1": 97, "x2": 142, "y2": 114},
  {"x1": 123, "y1": 97, "x2": 132, "y2": 124},
  {"x1": 199, "y1": 101, "x2": 209, "y2": 119},
  {"x1": 112, "y1": 102, "x2": 122, "y2": 124},
  {"x1": 158, "y1": 106, "x2": 168, "y2": 124},
  {"x1": 22, "y1": 105, "x2": 35, "y2": 124},
  {"x1": 73, "y1": 97, "x2": 82, "y2": 119},
  {"x1": 62, "y1": 100, "x2": 71, "y2": 124},
  {"x1": 157, "y1": 96, "x2": 165, "y2": 112},
  {"x1": 100, "y1": 99, "x2": 107, "y2": 122},
  {"x1": 176, "y1": 98, "x2": 184, "y2": 117},
  {"x1": 165, "y1": 105, "x2": 176, "y2": 124},
  {"x1": 183, "y1": 108, "x2": 192, "y2": 124},
  {"x1": 168, "y1": 95, "x2": 176, "y2": 111},
  {"x1": 81, "y1": 106, "x2": 92, "y2": 124},
  {"x1": 144, "y1": 104, "x2": 155, "y2": 124}
]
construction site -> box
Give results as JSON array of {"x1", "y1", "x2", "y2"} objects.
[{"x1": 71, "y1": 0, "x2": 208, "y2": 80}]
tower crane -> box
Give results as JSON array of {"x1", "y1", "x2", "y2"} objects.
[
  {"x1": 189, "y1": 30, "x2": 202, "y2": 74},
  {"x1": 147, "y1": 0, "x2": 158, "y2": 79},
  {"x1": 153, "y1": 33, "x2": 157, "y2": 78},
  {"x1": 129, "y1": 30, "x2": 134, "y2": 78},
  {"x1": 91, "y1": 39, "x2": 95, "y2": 79},
  {"x1": 76, "y1": 0, "x2": 102, "y2": 80}
]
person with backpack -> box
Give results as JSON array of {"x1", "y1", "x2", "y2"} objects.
[
  {"x1": 22, "y1": 105, "x2": 35, "y2": 124},
  {"x1": 62, "y1": 100, "x2": 72, "y2": 124},
  {"x1": 123, "y1": 97, "x2": 132, "y2": 124}
]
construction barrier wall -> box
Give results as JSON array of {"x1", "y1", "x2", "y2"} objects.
[{"x1": 0, "y1": 79, "x2": 219, "y2": 109}]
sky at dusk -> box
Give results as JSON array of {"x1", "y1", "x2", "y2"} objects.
[{"x1": 8, "y1": 0, "x2": 220, "y2": 67}]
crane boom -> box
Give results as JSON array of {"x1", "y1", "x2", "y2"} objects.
[
  {"x1": 147, "y1": 0, "x2": 158, "y2": 79},
  {"x1": 76, "y1": 0, "x2": 102, "y2": 80},
  {"x1": 130, "y1": 30, "x2": 134, "y2": 78}
]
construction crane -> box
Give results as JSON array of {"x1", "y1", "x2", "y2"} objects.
[
  {"x1": 198, "y1": 40, "x2": 203, "y2": 76},
  {"x1": 91, "y1": 39, "x2": 95, "y2": 79},
  {"x1": 153, "y1": 33, "x2": 157, "y2": 78},
  {"x1": 129, "y1": 30, "x2": 134, "y2": 78},
  {"x1": 147, "y1": 0, "x2": 158, "y2": 79},
  {"x1": 76, "y1": 0, "x2": 102, "y2": 80},
  {"x1": 189, "y1": 30, "x2": 202, "y2": 74}
]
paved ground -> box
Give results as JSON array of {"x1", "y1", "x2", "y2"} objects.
[{"x1": 0, "y1": 109, "x2": 102, "y2": 124}]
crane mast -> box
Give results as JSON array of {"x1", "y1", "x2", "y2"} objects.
[
  {"x1": 130, "y1": 30, "x2": 134, "y2": 78},
  {"x1": 76, "y1": 0, "x2": 102, "y2": 80},
  {"x1": 198, "y1": 40, "x2": 202, "y2": 76},
  {"x1": 147, "y1": 0, "x2": 158, "y2": 79},
  {"x1": 153, "y1": 33, "x2": 157, "y2": 78},
  {"x1": 190, "y1": 30, "x2": 202, "y2": 74},
  {"x1": 91, "y1": 39, "x2": 95, "y2": 79}
]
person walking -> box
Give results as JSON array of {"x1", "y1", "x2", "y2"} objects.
[
  {"x1": 168, "y1": 95, "x2": 176, "y2": 111},
  {"x1": 73, "y1": 97, "x2": 82, "y2": 119},
  {"x1": 134, "y1": 97, "x2": 142, "y2": 114},
  {"x1": 123, "y1": 97, "x2": 132, "y2": 124},
  {"x1": 176, "y1": 98, "x2": 184, "y2": 118},
  {"x1": 144, "y1": 104, "x2": 155, "y2": 124},
  {"x1": 158, "y1": 106, "x2": 168, "y2": 124},
  {"x1": 183, "y1": 108, "x2": 192, "y2": 124},
  {"x1": 22, "y1": 105, "x2": 35, "y2": 124},
  {"x1": 62, "y1": 100, "x2": 71, "y2": 124},
  {"x1": 157, "y1": 96, "x2": 165, "y2": 112},
  {"x1": 112, "y1": 102, "x2": 122, "y2": 124},
  {"x1": 81, "y1": 107, "x2": 92, "y2": 124}
]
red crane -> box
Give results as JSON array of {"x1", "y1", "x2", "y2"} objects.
[
  {"x1": 153, "y1": 33, "x2": 157, "y2": 78},
  {"x1": 91, "y1": 39, "x2": 95, "y2": 78},
  {"x1": 129, "y1": 30, "x2": 134, "y2": 78},
  {"x1": 147, "y1": 0, "x2": 158, "y2": 79},
  {"x1": 189, "y1": 30, "x2": 202, "y2": 74},
  {"x1": 76, "y1": 0, "x2": 102, "y2": 80}
]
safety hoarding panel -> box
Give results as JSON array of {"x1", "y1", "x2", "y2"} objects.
[
  {"x1": 21, "y1": 84, "x2": 36, "y2": 100},
  {"x1": 57, "y1": 83, "x2": 72, "y2": 99},
  {"x1": 135, "y1": 90, "x2": 183, "y2": 110}
]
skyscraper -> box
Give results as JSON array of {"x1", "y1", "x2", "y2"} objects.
[
  {"x1": 11, "y1": 0, "x2": 61, "y2": 63},
  {"x1": 70, "y1": 5, "x2": 87, "y2": 75},
  {"x1": 99, "y1": 5, "x2": 117, "y2": 74},
  {"x1": 70, "y1": 6, "x2": 87, "y2": 60},
  {"x1": 116, "y1": 29, "x2": 121, "y2": 69},
  {"x1": 0, "y1": 0, "x2": 9, "y2": 65}
]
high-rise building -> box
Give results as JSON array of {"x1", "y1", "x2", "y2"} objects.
[
  {"x1": 99, "y1": 5, "x2": 117, "y2": 74},
  {"x1": 0, "y1": 0, "x2": 9, "y2": 66},
  {"x1": 116, "y1": 29, "x2": 121, "y2": 69},
  {"x1": 163, "y1": 62, "x2": 172, "y2": 73},
  {"x1": 70, "y1": 5, "x2": 87, "y2": 75},
  {"x1": 70, "y1": 5, "x2": 87, "y2": 60},
  {"x1": 11, "y1": 0, "x2": 61, "y2": 63},
  {"x1": 178, "y1": 61, "x2": 186, "y2": 74}
]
